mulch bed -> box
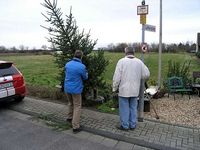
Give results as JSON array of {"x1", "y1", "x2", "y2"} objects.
[{"x1": 144, "y1": 94, "x2": 200, "y2": 128}]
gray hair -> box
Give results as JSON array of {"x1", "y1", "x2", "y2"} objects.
[
  {"x1": 74, "y1": 50, "x2": 83, "y2": 59},
  {"x1": 124, "y1": 47, "x2": 135, "y2": 55}
]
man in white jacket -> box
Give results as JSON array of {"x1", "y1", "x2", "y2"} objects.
[{"x1": 113, "y1": 46, "x2": 150, "y2": 131}]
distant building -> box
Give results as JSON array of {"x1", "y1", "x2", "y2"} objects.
[{"x1": 197, "y1": 33, "x2": 200, "y2": 52}]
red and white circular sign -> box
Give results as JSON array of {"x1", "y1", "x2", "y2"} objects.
[{"x1": 141, "y1": 43, "x2": 148, "y2": 53}]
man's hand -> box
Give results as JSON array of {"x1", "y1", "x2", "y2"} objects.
[{"x1": 112, "y1": 91, "x2": 118, "y2": 101}]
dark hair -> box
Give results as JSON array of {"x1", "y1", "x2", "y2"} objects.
[{"x1": 74, "y1": 50, "x2": 83, "y2": 59}]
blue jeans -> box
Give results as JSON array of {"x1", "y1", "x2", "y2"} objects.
[{"x1": 119, "y1": 96, "x2": 138, "y2": 129}]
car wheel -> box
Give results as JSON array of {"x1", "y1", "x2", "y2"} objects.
[{"x1": 15, "y1": 96, "x2": 25, "y2": 102}]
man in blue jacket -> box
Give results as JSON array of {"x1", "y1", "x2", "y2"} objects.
[{"x1": 64, "y1": 50, "x2": 88, "y2": 133}]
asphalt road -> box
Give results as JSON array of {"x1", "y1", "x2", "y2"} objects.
[{"x1": 0, "y1": 105, "x2": 117, "y2": 150}]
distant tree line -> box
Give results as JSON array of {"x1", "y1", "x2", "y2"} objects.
[
  {"x1": 100, "y1": 41, "x2": 197, "y2": 53},
  {"x1": 0, "y1": 44, "x2": 48, "y2": 51},
  {"x1": 0, "y1": 41, "x2": 197, "y2": 54},
  {"x1": 0, "y1": 44, "x2": 52, "y2": 54},
  {"x1": 0, "y1": 46, "x2": 53, "y2": 55}
]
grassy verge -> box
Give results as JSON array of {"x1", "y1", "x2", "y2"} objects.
[
  {"x1": 97, "y1": 99, "x2": 119, "y2": 114},
  {"x1": 37, "y1": 113, "x2": 71, "y2": 131},
  {"x1": 27, "y1": 84, "x2": 66, "y2": 101}
]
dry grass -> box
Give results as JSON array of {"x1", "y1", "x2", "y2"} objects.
[
  {"x1": 27, "y1": 85, "x2": 66, "y2": 102},
  {"x1": 144, "y1": 94, "x2": 200, "y2": 128}
]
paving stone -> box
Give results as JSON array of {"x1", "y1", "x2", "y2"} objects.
[
  {"x1": 193, "y1": 129, "x2": 199, "y2": 134},
  {"x1": 140, "y1": 130, "x2": 147, "y2": 136},
  {"x1": 148, "y1": 137, "x2": 154, "y2": 143},
  {"x1": 170, "y1": 141, "x2": 176, "y2": 147},
  {"x1": 189, "y1": 137, "x2": 194, "y2": 143},
  {"x1": 182, "y1": 138, "x2": 189, "y2": 144},
  {"x1": 176, "y1": 139, "x2": 182, "y2": 147},
  {"x1": 153, "y1": 137, "x2": 160, "y2": 142},
  {"x1": 164, "y1": 141, "x2": 171, "y2": 147},
  {"x1": 160, "y1": 134, "x2": 167, "y2": 140}
]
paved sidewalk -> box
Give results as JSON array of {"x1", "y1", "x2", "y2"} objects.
[{"x1": 10, "y1": 97, "x2": 200, "y2": 150}]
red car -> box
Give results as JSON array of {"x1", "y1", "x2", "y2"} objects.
[{"x1": 0, "y1": 61, "x2": 26, "y2": 102}]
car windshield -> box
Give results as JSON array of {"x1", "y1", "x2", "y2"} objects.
[{"x1": 0, "y1": 63, "x2": 19, "y2": 77}]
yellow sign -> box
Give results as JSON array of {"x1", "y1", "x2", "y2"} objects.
[{"x1": 140, "y1": 15, "x2": 146, "y2": 24}]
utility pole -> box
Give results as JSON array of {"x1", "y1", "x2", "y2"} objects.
[{"x1": 158, "y1": 0, "x2": 162, "y2": 87}]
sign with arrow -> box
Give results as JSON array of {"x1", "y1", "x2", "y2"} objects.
[{"x1": 144, "y1": 24, "x2": 156, "y2": 32}]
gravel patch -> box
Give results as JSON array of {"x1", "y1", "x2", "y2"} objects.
[{"x1": 144, "y1": 94, "x2": 200, "y2": 128}]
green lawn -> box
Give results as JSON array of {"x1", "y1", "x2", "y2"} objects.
[
  {"x1": 104, "y1": 52, "x2": 200, "y2": 85},
  {"x1": 0, "y1": 55, "x2": 59, "y2": 87},
  {"x1": 0, "y1": 52, "x2": 199, "y2": 87}
]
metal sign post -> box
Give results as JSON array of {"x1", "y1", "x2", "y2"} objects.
[
  {"x1": 138, "y1": 24, "x2": 145, "y2": 122},
  {"x1": 137, "y1": 0, "x2": 156, "y2": 122},
  {"x1": 137, "y1": 0, "x2": 147, "y2": 122}
]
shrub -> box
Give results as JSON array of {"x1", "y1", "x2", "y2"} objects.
[
  {"x1": 196, "y1": 51, "x2": 200, "y2": 58},
  {"x1": 166, "y1": 60, "x2": 191, "y2": 86}
]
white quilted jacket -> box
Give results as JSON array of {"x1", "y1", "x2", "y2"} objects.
[{"x1": 112, "y1": 55, "x2": 150, "y2": 97}]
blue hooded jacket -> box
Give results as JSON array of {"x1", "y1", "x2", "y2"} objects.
[{"x1": 64, "y1": 58, "x2": 88, "y2": 94}]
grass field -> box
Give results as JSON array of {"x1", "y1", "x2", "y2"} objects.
[
  {"x1": 0, "y1": 52, "x2": 199, "y2": 87},
  {"x1": 0, "y1": 55, "x2": 59, "y2": 87},
  {"x1": 104, "y1": 52, "x2": 200, "y2": 84}
]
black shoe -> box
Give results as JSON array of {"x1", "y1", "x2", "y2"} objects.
[
  {"x1": 130, "y1": 127, "x2": 136, "y2": 130},
  {"x1": 66, "y1": 118, "x2": 72, "y2": 123},
  {"x1": 73, "y1": 127, "x2": 82, "y2": 134},
  {"x1": 116, "y1": 125, "x2": 129, "y2": 131}
]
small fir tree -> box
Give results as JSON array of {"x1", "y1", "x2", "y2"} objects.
[{"x1": 41, "y1": 0, "x2": 109, "y2": 101}]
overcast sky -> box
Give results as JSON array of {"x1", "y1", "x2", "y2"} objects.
[{"x1": 0, "y1": 0, "x2": 199, "y2": 49}]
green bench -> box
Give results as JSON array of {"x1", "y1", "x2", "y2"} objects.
[{"x1": 167, "y1": 76, "x2": 192, "y2": 100}]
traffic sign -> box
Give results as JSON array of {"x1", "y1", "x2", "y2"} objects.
[
  {"x1": 141, "y1": 43, "x2": 148, "y2": 53},
  {"x1": 140, "y1": 15, "x2": 146, "y2": 24},
  {"x1": 137, "y1": 5, "x2": 148, "y2": 15},
  {"x1": 144, "y1": 24, "x2": 156, "y2": 32}
]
